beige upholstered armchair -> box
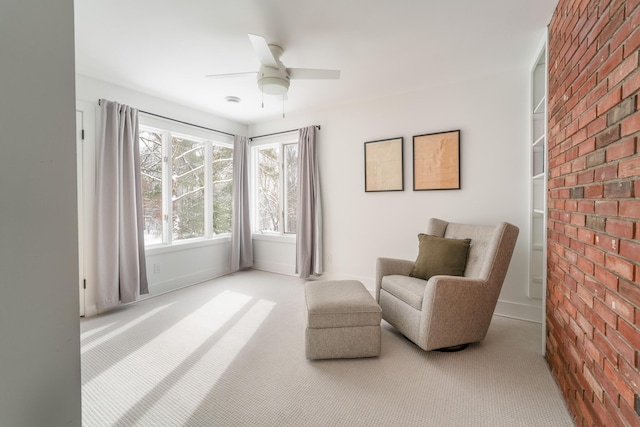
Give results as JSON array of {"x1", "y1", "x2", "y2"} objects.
[{"x1": 376, "y1": 218, "x2": 519, "y2": 351}]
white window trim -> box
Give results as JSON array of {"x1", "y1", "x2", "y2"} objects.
[{"x1": 139, "y1": 114, "x2": 234, "y2": 249}]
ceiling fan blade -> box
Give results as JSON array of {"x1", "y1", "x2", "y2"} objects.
[
  {"x1": 205, "y1": 72, "x2": 257, "y2": 79},
  {"x1": 287, "y1": 68, "x2": 341, "y2": 80},
  {"x1": 248, "y1": 34, "x2": 278, "y2": 68}
]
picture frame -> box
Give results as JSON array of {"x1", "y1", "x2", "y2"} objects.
[
  {"x1": 413, "y1": 130, "x2": 460, "y2": 191},
  {"x1": 364, "y1": 137, "x2": 404, "y2": 192}
]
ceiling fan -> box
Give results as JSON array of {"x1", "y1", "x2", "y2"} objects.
[{"x1": 206, "y1": 34, "x2": 340, "y2": 96}]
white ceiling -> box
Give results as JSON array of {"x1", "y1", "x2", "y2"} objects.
[{"x1": 74, "y1": 0, "x2": 558, "y2": 125}]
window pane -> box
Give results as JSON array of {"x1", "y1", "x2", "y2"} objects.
[
  {"x1": 257, "y1": 147, "x2": 280, "y2": 232},
  {"x1": 212, "y1": 145, "x2": 233, "y2": 234},
  {"x1": 172, "y1": 137, "x2": 204, "y2": 240},
  {"x1": 139, "y1": 130, "x2": 163, "y2": 245},
  {"x1": 284, "y1": 144, "x2": 298, "y2": 234}
]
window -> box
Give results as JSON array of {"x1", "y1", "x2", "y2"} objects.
[
  {"x1": 139, "y1": 123, "x2": 233, "y2": 246},
  {"x1": 253, "y1": 138, "x2": 298, "y2": 235}
]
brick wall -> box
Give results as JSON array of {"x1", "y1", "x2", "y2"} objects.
[{"x1": 547, "y1": 0, "x2": 640, "y2": 425}]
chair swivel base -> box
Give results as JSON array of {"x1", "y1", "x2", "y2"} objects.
[{"x1": 434, "y1": 343, "x2": 469, "y2": 352}]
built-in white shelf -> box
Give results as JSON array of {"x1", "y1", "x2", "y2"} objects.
[
  {"x1": 534, "y1": 96, "x2": 546, "y2": 115},
  {"x1": 529, "y1": 37, "x2": 547, "y2": 310},
  {"x1": 533, "y1": 134, "x2": 546, "y2": 147}
]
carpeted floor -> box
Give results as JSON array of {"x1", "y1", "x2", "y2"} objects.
[{"x1": 81, "y1": 270, "x2": 574, "y2": 426}]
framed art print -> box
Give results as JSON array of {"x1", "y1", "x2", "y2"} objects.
[
  {"x1": 413, "y1": 130, "x2": 460, "y2": 190},
  {"x1": 364, "y1": 137, "x2": 404, "y2": 192}
]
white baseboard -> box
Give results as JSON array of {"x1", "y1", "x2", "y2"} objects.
[
  {"x1": 148, "y1": 267, "x2": 232, "y2": 296},
  {"x1": 494, "y1": 299, "x2": 542, "y2": 324},
  {"x1": 252, "y1": 260, "x2": 297, "y2": 276}
]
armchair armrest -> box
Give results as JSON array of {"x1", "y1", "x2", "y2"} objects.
[
  {"x1": 375, "y1": 257, "x2": 415, "y2": 301},
  {"x1": 420, "y1": 276, "x2": 496, "y2": 349}
]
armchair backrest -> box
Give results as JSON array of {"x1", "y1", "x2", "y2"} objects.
[{"x1": 426, "y1": 218, "x2": 519, "y2": 282}]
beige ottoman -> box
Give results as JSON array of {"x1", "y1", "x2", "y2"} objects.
[{"x1": 304, "y1": 280, "x2": 382, "y2": 360}]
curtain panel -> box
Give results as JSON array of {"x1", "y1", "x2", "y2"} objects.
[
  {"x1": 94, "y1": 99, "x2": 148, "y2": 312},
  {"x1": 296, "y1": 126, "x2": 323, "y2": 278},
  {"x1": 231, "y1": 135, "x2": 253, "y2": 271}
]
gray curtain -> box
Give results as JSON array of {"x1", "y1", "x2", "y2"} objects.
[
  {"x1": 296, "y1": 126, "x2": 323, "y2": 278},
  {"x1": 95, "y1": 99, "x2": 148, "y2": 312},
  {"x1": 231, "y1": 135, "x2": 253, "y2": 271}
]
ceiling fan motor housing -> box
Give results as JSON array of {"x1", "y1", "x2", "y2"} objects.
[{"x1": 257, "y1": 65, "x2": 290, "y2": 95}]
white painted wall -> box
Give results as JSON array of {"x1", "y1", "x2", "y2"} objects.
[
  {"x1": 76, "y1": 75, "x2": 248, "y2": 316},
  {"x1": 0, "y1": 1, "x2": 81, "y2": 425},
  {"x1": 250, "y1": 67, "x2": 542, "y2": 322}
]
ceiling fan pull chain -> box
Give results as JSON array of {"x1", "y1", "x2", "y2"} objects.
[
  {"x1": 261, "y1": 73, "x2": 264, "y2": 109},
  {"x1": 282, "y1": 95, "x2": 285, "y2": 118}
]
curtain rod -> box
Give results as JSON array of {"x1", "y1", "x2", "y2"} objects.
[
  {"x1": 250, "y1": 125, "x2": 320, "y2": 141},
  {"x1": 97, "y1": 99, "x2": 236, "y2": 138}
]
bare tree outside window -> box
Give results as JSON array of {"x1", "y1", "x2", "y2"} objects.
[
  {"x1": 256, "y1": 143, "x2": 298, "y2": 234},
  {"x1": 258, "y1": 147, "x2": 280, "y2": 232},
  {"x1": 284, "y1": 144, "x2": 298, "y2": 233},
  {"x1": 139, "y1": 130, "x2": 163, "y2": 244},
  {"x1": 172, "y1": 137, "x2": 204, "y2": 240},
  {"x1": 212, "y1": 145, "x2": 233, "y2": 234}
]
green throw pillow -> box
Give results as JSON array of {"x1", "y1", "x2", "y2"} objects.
[{"x1": 409, "y1": 234, "x2": 471, "y2": 281}]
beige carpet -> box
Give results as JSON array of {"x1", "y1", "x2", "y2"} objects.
[{"x1": 81, "y1": 270, "x2": 574, "y2": 426}]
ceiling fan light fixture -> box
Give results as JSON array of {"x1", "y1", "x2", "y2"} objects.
[{"x1": 257, "y1": 76, "x2": 290, "y2": 95}]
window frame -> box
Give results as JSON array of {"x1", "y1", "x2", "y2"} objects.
[
  {"x1": 139, "y1": 115, "x2": 234, "y2": 250},
  {"x1": 250, "y1": 133, "x2": 299, "y2": 239}
]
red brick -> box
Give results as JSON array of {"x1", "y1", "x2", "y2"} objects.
[
  {"x1": 618, "y1": 321, "x2": 640, "y2": 363},
  {"x1": 620, "y1": 239, "x2": 640, "y2": 263},
  {"x1": 594, "y1": 328, "x2": 620, "y2": 365},
  {"x1": 595, "y1": 200, "x2": 618, "y2": 216},
  {"x1": 578, "y1": 200, "x2": 595, "y2": 213},
  {"x1": 578, "y1": 255, "x2": 595, "y2": 275},
  {"x1": 624, "y1": 19, "x2": 640, "y2": 57},
  {"x1": 609, "y1": 51, "x2": 640, "y2": 88},
  {"x1": 606, "y1": 218, "x2": 635, "y2": 238},
  {"x1": 619, "y1": 157, "x2": 640, "y2": 178},
  {"x1": 595, "y1": 264, "x2": 620, "y2": 289},
  {"x1": 622, "y1": 69, "x2": 640, "y2": 98},
  {"x1": 585, "y1": 337, "x2": 605, "y2": 368},
  {"x1": 586, "y1": 305, "x2": 608, "y2": 335},
  {"x1": 606, "y1": 289, "x2": 635, "y2": 322},
  {"x1": 603, "y1": 359, "x2": 635, "y2": 407},
  {"x1": 619, "y1": 357, "x2": 640, "y2": 392},
  {"x1": 585, "y1": 365, "x2": 606, "y2": 402},
  {"x1": 619, "y1": 279, "x2": 640, "y2": 308},
  {"x1": 594, "y1": 164, "x2": 619, "y2": 181},
  {"x1": 588, "y1": 80, "x2": 610, "y2": 107},
  {"x1": 606, "y1": 253, "x2": 635, "y2": 280},
  {"x1": 611, "y1": 9, "x2": 639, "y2": 53},
  {"x1": 594, "y1": 297, "x2": 618, "y2": 329},
  {"x1": 594, "y1": 360, "x2": 621, "y2": 405},
  {"x1": 597, "y1": 87, "x2": 622, "y2": 116},
  {"x1": 587, "y1": 115, "x2": 608, "y2": 137},
  {"x1": 621, "y1": 111, "x2": 640, "y2": 137},
  {"x1": 606, "y1": 325, "x2": 636, "y2": 364},
  {"x1": 620, "y1": 200, "x2": 640, "y2": 218},
  {"x1": 596, "y1": 232, "x2": 620, "y2": 253},
  {"x1": 606, "y1": 137, "x2": 636, "y2": 161},
  {"x1": 585, "y1": 184, "x2": 604, "y2": 198},
  {"x1": 597, "y1": 46, "x2": 624, "y2": 82},
  {"x1": 619, "y1": 395, "x2": 640, "y2": 427},
  {"x1": 585, "y1": 244, "x2": 605, "y2": 265},
  {"x1": 573, "y1": 156, "x2": 587, "y2": 172},
  {"x1": 578, "y1": 137, "x2": 596, "y2": 156}
]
